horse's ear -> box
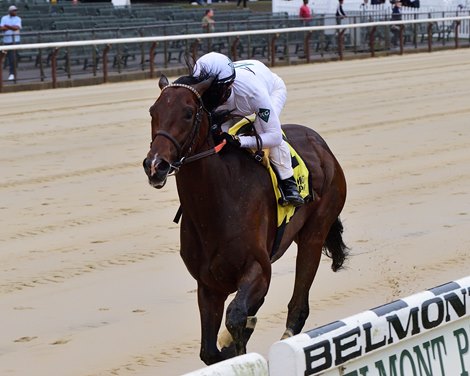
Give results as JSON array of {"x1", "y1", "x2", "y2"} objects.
[
  {"x1": 159, "y1": 75, "x2": 169, "y2": 90},
  {"x1": 193, "y1": 77, "x2": 215, "y2": 95}
]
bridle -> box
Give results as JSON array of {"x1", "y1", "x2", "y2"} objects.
[{"x1": 150, "y1": 83, "x2": 226, "y2": 173}]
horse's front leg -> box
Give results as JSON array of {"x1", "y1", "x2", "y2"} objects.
[
  {"x1": 198, "y1": 283, "x2": 228, "y2": 365},
  {"x1": 225, "y1": 261, "x2": 270, "y2": 355}
]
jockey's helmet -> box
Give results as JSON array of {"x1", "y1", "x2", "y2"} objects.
[{"x1": 193, "y1": 52, "x2": 236, "y2": 85}]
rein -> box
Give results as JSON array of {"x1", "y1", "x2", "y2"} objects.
[{"x1": 152, "y1": 83, "x2": 226, "y2": 173}]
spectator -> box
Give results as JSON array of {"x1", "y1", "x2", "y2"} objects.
[
  {"x1": 359, "y1": 0, "x2": 369, "y2": 50},
  {"x1": 335, "y1": 0, "x2": 347, "y2": 25},
  {"x1": 237, "y1": 0, "x2": 247, "y2": 9},
  {"x1": 390, "y1": 0, "x2": 402, "y2": 47},
  {"x1": 299, "y1": 0, "x2": 313, "y2": 26},
  {"x1": 360, "y1": 0, "x2": 369, "y2": 14},
  {"x1": 202, "y1": 9, "x2": 215, "y2": 33},
  {"x1": 1, "y1": 5, "x2": 22, "y2": 81}
]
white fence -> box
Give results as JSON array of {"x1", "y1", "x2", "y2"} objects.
[
  {"x1": 274, "y1": 0, "x2": 470, "y2": 15},
  {"x1": 1, "y1": 15, "x2": 470, "y2": 91},
  {"x1": 2, "y1": 15, "x2": 470, "y2": 53},
  {"x1": 273, "y1": 0, "x2": 470, "y2": 38},
  {"x1": 184, "y1": 276, "x2": 470, "y2": 375}
]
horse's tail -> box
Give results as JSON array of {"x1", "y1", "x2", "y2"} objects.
[{"x1": 323, "y1": 217, "x2": 349, "y2": 272}]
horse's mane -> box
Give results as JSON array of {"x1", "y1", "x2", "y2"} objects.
[{"x1": 173, "y1": 57, "x2": 232, "y2": 112}]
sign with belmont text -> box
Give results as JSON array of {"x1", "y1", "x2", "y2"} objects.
[{"x1": 269, "y1": 276, "x2": 470, "y2": 376}]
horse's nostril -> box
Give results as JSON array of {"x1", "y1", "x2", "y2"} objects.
[
  {"x1": 143, "y1": 158, "x2": 151, "y2": 173},
  {"x1": 157, "y1": 160, "x2": 170, "y2": 173}
]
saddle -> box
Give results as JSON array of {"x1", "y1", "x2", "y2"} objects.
[{"x1": 227, "y1": 116, "x2": 312, "y2": 228}]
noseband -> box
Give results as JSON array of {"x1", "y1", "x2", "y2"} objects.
[{"x1": 151, "y1": 83, "x2": 207, "y2": 171}]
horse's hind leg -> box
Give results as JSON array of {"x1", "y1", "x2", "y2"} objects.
[
  {"x1": 283, "y1": 211, "x2": 336, "y2": 338},
  {"x1": 225, "y1": 261, "x2": 270, "y2": 355},
  {"x1": 198, "y1": 283, "x2": 228, "y2": 365}
]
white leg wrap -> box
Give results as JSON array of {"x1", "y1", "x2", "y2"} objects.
[
  {"x1": 217, "y1": 328, "x2": 234, "y2": 349},
  {"x1": 217, "y1": 316, "x2": 257, "y2": 348},
  {"x1": 281, "y1": 328, "x2": 294, "y2": 340}
]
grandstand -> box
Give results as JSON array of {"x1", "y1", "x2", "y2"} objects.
[
  {"x1": 1, "y1": 1, "x2": 296, "y2": 81},
  {"x1": 1, "y1": 0, "x2": 469, "y2": 89}
]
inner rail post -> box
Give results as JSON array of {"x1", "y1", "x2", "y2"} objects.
[
  {"x1": 149, "y1": 42, "x2": 157, "y2": 79},
  {"x1": 0, "y1": 51, "x2": 5, "y2": 92},
  {"x1": 304, "y1": 31, "x2": 312, "y2": 63},
  {"x1": 103, "y1": 44, "x2": 110, "y2": 83},
  {"x1": 51, "y1": 48, "x2": 59, "y2": 88},
  {"x1": 338, "y1": 29, "x2": 345, "y2": 60},
  {"x1": 370, "y1": 26, "x2": 376, "y2": 57}
]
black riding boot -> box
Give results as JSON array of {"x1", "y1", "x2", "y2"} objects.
[{"x1": 280, "y1": 176, "x2": 304, "y2": 207}]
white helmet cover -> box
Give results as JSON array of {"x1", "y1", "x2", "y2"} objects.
[{"x1": 193, "y1": 52, "x2": 235, "y2": 85}]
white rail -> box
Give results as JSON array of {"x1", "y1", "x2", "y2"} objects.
[{"x1": 1, "y1": 15, "x2": 470, "y2": 52}]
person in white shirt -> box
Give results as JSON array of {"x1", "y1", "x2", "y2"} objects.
[
  {"x1": 192, "y1": 52, "x2": 304, "y2": 207},
  {"x1": 335, "y1": 0, "x2": 347, "y2": 25},
  {"x1": 1, "y1": 5, "x2": 22, "y2": 81}
]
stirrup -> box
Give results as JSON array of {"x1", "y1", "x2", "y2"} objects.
[{"x1": 279, "y1": 177, "x2": 304, "y2": 207}]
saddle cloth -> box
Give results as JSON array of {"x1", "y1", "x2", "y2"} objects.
[{"x1": 228, "y1": 116, "x2": 311, "y2": 228}]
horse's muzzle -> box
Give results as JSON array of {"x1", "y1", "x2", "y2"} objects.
[{"x1": 143, "y1": 157, "x2": 171, "y2": 189}]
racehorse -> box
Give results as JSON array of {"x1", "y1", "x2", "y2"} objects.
[{"x1": 143, "y1": 74, "x2": 348, "y2": 365}]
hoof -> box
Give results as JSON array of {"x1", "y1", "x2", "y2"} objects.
[
  {"x1": 200, "y1": 350, "x2": 226, "y2": 365},
  {"x1": 220, "y1": 343, "x2": 237, "y2": 359},
  {"x1": 281, "y1": 328, "x2": 294, "y2": 340}
]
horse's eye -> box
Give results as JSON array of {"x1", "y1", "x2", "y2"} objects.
[{"x1": 185, "y1": 109, "x2": 193, "y2": 120}]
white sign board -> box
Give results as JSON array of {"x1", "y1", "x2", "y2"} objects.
[{"x1": 269, "y1": 276, "x2": 470, "y2": 376}]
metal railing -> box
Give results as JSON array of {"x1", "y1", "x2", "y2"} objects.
[{"x1": 1, "y1": 14, "x2": 470, "y2": 92}]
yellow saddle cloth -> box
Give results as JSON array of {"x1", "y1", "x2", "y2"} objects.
[{"x1": 228, "y1": 117, "x2": 311, "y2": 228}]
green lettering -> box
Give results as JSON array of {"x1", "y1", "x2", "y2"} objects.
[
  {"x1": 431, "y1": 336, "x2": 447, "y2": 375},
  {"x1": 344, "y1": 366, "x2": 369, "y2": 376},
  {"x1": 454, "y1": 328, "x2": 469, "y2": 376},
  {"x1": 375, "y1": 355, "x2": 398, "y2": 376},
  {"x1": 400, "y1": 349, "x2": 417, "y2": 375},
  {"x1": 413, "y1": 341, "x2": 433, "y2": 376}
]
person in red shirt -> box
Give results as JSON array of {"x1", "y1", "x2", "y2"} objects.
[{"x1": 299, "y1": 0, "x2": 312, "y2": 25}]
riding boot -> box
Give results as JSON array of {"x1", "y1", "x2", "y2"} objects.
[{"x1": 280, "y1": 176, "x2": 304, "y2": 207}]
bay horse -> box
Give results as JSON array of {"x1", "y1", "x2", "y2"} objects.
[{"x1": 143, "y1": 74, "x2": 348, "y2": 365}]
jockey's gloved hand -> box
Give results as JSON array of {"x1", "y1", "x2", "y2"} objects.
[
  {"x1": 211, "y1": 109, "x2": 233, "y2": 126},
  {"x1": 220, "y1": 132, "x2": 241, "y2": 148}
]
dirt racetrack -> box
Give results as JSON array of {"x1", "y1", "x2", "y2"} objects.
[{"x1": 1, "y1": 49, "x2": 470, "y2": 376}]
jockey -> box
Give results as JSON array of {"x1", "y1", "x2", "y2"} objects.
[{"x1": 192, "y1": 52, "x2": 304, "y2": 207}]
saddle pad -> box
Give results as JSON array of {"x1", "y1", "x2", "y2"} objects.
[{"x1": 229, "y1": 117, "x2": 310, "y2": 227}]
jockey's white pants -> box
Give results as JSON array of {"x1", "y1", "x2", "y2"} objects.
[
  {"x1": 268, "y1": 74, "x2": 293, "y2": 180},
  {"x1": 222, "y1": 72, "x2": 293, "y2": 180}
]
